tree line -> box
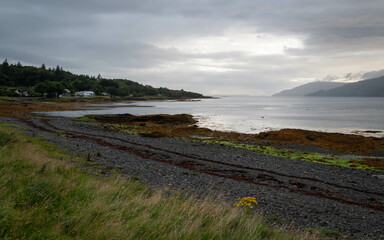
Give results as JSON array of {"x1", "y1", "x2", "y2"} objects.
[{"x1": 0, "y1": 59, "x2": 204, "y2": 98}]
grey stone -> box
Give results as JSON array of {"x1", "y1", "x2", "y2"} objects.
[{"x1": 372, "y1": 175, "x2": 384, "y2": 180}]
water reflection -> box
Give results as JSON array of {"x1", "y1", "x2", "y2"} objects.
[{"x1": 39, "y1": 96, "x2": 384, "y2": 137}]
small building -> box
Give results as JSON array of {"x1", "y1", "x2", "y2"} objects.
[
  {"x1": 75, "y1": 91, "x2": 95, "y2": 97},
  {"x1": 59, "y1": 89, "x2": 71, "y2": 97},
  {"x1": 15, "y1": 89, "x2": 29, "y2": 97}
]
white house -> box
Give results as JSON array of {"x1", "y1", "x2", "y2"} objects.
[
  {"x1": 15, "y1": 89, "x2": 29, "y2": 97},
  {"x1": 75, "y1": 91, "x2": 95, "y2": 97},
  {"x1": 59, "y1": 89, "x2": 71, "y2": 97}
]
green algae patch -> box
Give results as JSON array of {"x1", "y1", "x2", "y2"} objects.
[
  {"x1": 70, "y1": 116, "x2": 97, "y2": 123},
  {"x1": 203, "y1": 140, "x2": 384, "y2": 172},
  {"x1": 71, "y1": 117, "x2": 150, "y2": 136},
  {"x1": 103, "y1": 123, "x2": 150, "y2": 135}
]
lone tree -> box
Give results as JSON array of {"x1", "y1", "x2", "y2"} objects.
[{"x1": 1, "y1": 59, "x2": 9, "y2": 74}]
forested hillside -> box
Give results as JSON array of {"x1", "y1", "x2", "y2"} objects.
[{"x1": 0, "y1": 59, "x2": 204, "y2": 98}]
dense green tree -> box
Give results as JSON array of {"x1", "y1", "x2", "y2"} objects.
[
  {"x1": 91, "y1": 84, "x2": 103, "y2": 95},
  {"x1": 0, "y1": 60, "x2": 205, "y2": 98},
  {"x1": 100, "y1": 79, "x2": 119, "y2": 88},
  {"x1": 1, "y1": 59, "x2": 9, "y2": 75},
  {"x1": 35, "y1": 81, "x2": 65, "y2": 97},
  {"x1": 0, "y1": 73, "x2": 8, "y2": 86},
  {"x1": 106, "y1": 86, "x2": 119, "y2": 96}
]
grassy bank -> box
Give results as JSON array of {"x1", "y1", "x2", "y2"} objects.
[{"x1": 0, "y1": 122, "x2": 318, "y2": 240}]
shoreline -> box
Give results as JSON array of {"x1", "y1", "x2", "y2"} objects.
[
  {"x1": 1, "y1": 114, "x2": 383, "y2": 239},
  {"x1": 195, "y1": 115, "x2": 384, "y2": 138},
  {"x1": 0, "y1": 97, "x2": 383, "y2": 238},
  {"x1": 3, "y1": 96, "x2": 383, "y2": 138},
  {"x1": 1, "y1": 98, "x2": 383, "y2": 157},
  {"x1": 0, "y1": 121, "x2": 316, "y2": 240},
  {"x1": 83, "y1": 112, "x2": 384, "y2": 158}
]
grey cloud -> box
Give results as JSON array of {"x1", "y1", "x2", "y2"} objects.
[
  {"x1": 1, "y1": 0, "x2": 383, "y2": 95},
  {"x1": 362, "y1": 69, "x2": 384, "y2": 79},
  {"x1": 0, "y1": 46, "x2": 67, "y2": 67},
  {"x1": 127, "y1": 68, "x2": 295, "y2": 96},
  {"x1": 317, "y1": 69, "x2": 384, "y2": 83},
  {"x1": 225, "y1": 1, "x2": 384, "y2": 53},
  {"x1": 125, "y1": 52, "x2": 307, "y2": 95}
]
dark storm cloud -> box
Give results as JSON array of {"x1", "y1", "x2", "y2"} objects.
[{"x1": 1, "y1": 0, "x2": 383, "y2": 95}]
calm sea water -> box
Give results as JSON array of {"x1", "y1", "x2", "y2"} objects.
[{"x1": 42, "y1": 96, "x2": 384, "y2": 137}]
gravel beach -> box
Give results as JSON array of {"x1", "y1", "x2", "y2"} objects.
[{"x1": 1, "y1": 116, "x2": 383, "y2": 239}]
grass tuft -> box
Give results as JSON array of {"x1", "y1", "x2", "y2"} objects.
[{"x1": 0, "y1": 132, "x2": 12, "y2": 147}]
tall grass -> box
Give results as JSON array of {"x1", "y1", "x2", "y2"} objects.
[{"x1": 0, "y1": 122, "x2": 318, "y2": 240}]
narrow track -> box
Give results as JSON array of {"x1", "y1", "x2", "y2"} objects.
[{"x1": 22, "y1": 118, "x2": 384, "y2": 211}]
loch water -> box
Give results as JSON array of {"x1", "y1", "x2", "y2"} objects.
[{"x1": 42, "y1": 96, "x2": 384, "y2": 137}]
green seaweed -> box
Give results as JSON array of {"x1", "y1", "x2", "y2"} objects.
[
  {"x1": 202, "y1": 140, "x2": 383, "y2": 172},
  {"x1": 70, "y1": 116, "x2": 96, "y2": 123},
  {"x1": 103, "y1": 124, "x2": 149, "y2": 135}
]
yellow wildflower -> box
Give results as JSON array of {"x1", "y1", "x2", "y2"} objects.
[{"x1": 234, "y1": 196, "x2": 258, "y2": 214}]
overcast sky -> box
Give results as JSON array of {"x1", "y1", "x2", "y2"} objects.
[{"x1": 1, "y1": 0, "x2": 384, "y2": 95}]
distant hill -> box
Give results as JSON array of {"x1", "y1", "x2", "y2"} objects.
[
  {"x1": 0, "y1": 60, "x2": 205, "y2": 98},
  {"x1": 273, "y1": 82, "x2": 346, "y2": 96},
  {"x1": 308, "y1": 76, "x2": 384, "y2": 97}
]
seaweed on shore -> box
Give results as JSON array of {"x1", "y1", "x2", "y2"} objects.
[
  {"x1": 201, "y1": 140, "x2": 384, "y2": 172},
  {"x1": 72, "y1": 113, "x2": 384, "y2": 171}
]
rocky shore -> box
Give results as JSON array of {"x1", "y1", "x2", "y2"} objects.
[{"x1": 1, "y1": 115, "x2": 383, "y2": 239}]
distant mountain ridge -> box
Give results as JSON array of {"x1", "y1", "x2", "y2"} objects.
[
  {"x1": 273, "y1": 75, "x2": 384, "y2": 97},
  {"x1": 273, "y1": 82, "x2": 346, "y2": 96},
  {"x1": 308, "y1": 75, "x2": 384, "y2": 97}
]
